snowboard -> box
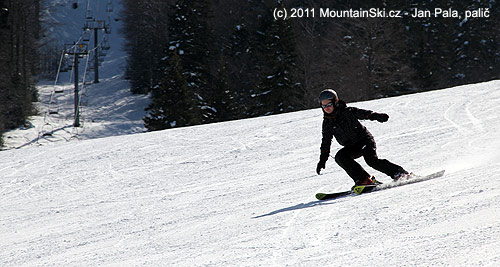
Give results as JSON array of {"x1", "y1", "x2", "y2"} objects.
[{"x1": 315, "y1": 170, "x2": 445, "y2": 201}]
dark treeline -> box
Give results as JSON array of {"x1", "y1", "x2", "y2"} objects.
[
  {"x1": 122, "y1": 0, "x2": 500, "y2": 131},
  {"x1": 0, "y1": 0, "x2": 40, "y2": 146}
]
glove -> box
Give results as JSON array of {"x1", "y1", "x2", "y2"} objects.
[
  {"x1": 316, "y1": 152, "x2": 329, "y2": 175},
  {"x1": 371, "y1": 113, "x2": 389, "y2": 123},
  {"x1": 316, "y1": 161, "x2": 325, "y2": 175}
]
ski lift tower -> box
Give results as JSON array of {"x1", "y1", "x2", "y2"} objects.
[
  {"x1": 84, "y1": 20, "x2": 109, "y2": 84},
  {"x1": 65, "y1": 43, "x2": 88, "y2": 127}
]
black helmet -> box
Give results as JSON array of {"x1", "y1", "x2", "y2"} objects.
[{"x1": 318, "y1": 89, "x2": 338, "y2": 103}]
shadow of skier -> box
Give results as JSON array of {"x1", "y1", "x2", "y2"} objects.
[{"x1": 252, "y1": 196, "x2": 349, "y2": 219}]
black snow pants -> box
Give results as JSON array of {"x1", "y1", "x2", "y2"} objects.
[{"x1": 334, "y1": 138, "x2": 405, "y2": 183}]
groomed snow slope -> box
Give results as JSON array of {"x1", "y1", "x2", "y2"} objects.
[{"x1": 2, "y1": 80, "x2": 500, "y2": 266}]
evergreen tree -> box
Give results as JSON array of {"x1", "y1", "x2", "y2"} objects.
[
  {"x1": 402, "y1": 0, "x2": 500, "y2": 89},
  {"x1": 122, "y1": 0, "x2": 500, "y2": 125},
  {"x1": 166, "y1": 0, "x2": 215, "y2": 124},
  {"x1": 143, "y1": 50, "x2": 200, "y2": 130},
  {"x1": 209, "y1": 55, "x2": 239, "y2": 122},
  {"x1": 224, "y1": 21, "x2": 260, "y2": 117},
  {"x1": 256, "y1": 2, "x2": 305, "y2": 115},
  {"x1": 0, "y1": 0, "x2": 39, "y2": 146},
  {"x1": 122, "y1": 0, "x2": 170, "y2": 94},
  {"x1": 144, "y1": 0, "x2": 216, "y2": 129},
  {"x1": 448, "y1": 1, "x2": 500, "y2": 85},
  {"x1": 343, "y1": 17, "x2": 415, "y2": 98},
  {"x1": 403, "y1": 0, "x2": 458, "y2": 89}
]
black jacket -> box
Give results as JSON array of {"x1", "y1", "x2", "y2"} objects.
[{"x1": 320, "y1": 100, "x2": 377, "y2": 153}]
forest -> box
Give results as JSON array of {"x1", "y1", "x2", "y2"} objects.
[
  {"x1": 121, "y1": 0, "x2": 500, "y2": 131},
  {"x1": 0, "y1": 0, "x2": 40, "y2": 146},
  {"x1": 1, "y1": 0, "x2": 499, "y2": 143}
]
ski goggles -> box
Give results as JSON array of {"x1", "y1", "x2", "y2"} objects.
[{"x1": 321, "y1": 102, "x2": 334, "y2": 109}]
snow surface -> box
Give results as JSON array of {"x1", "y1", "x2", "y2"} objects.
[
  {"x1": 2, "y1": 0, "x2": 500, "y2": 266},
  {"x1": 2, "y1": 80, "x2": 500, "y2": 266}
]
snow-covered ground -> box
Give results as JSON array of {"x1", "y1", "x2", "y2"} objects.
[
  {"x1": 1, "y1": 80, "x2": 500, "y2": 266},
  {"x1": 2, "y1": 0, "x2": 149, "y2": 150},
  {"x1": 2, "y1": 0, "x2": 500, "y2": 266}
]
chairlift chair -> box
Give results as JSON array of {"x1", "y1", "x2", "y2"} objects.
[
  {"x1": 82, "y1": 31, "x2": 91, "y2": 42},
  {"x1": 105, "y1": 23, "x2": 111, "y2": 34},
  {"x1": 77, "y1": 43, "x2": 88, "y2": 54},
  {"x1": 41, "y1": 123, "x2": 54, "y2": 137},
  {"x1": 42, "y1": 123, "x2": 54, "y2": 137},
  {"x1": 86, "y1": 10, "x2": 93, "y2": 20},
  {"x1": 106, "y1": 0, "x2": 113, "y2": 12},
  {"x1": 102, "y1": 39, "x2": 110, "y2": 50}
]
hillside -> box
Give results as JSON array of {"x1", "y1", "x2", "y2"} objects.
[
  {"x1": 2, "y1": 0, "x2": 149, "y2": 150},
  {"x1": 1, "y1": 80, "x2": 500, "y2": 266}
]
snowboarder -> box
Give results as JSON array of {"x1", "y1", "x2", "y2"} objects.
[{"x1": 316, "y1": 89, "x2": 409, "y2": 186}]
